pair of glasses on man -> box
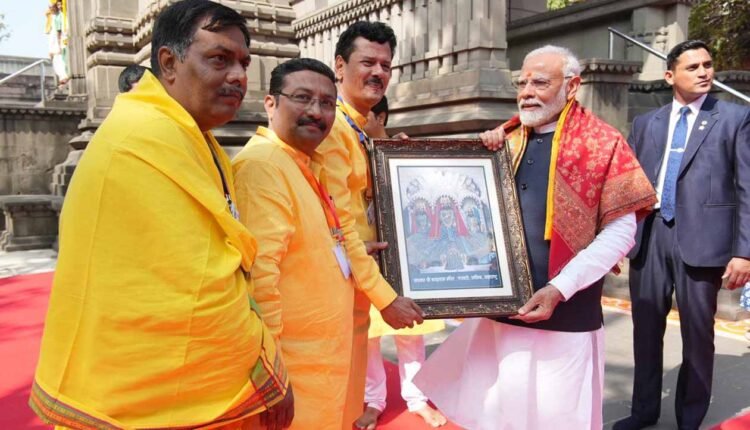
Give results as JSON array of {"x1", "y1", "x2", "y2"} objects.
[
  {"x1": 511, "y1": 75, "x2": 575, "y2": 91},
  {"x1": 274, "y1": 92, "x2": 337, "y2": 111}
]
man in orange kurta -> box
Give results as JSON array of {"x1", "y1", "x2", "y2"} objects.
[
  {"x1": 233, "y1": 58, "x2": 353, "y2": 429},
  {"x1": 313, "y1": 21, "x2": 425, "y2": 429}
]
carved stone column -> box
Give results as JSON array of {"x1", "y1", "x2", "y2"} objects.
[
  {"x1": 577, "y1": 59, "x2": 642, "y2": 136},
  {"x1": 294, "y1": 0, "x2": 517, "y2": 137}
]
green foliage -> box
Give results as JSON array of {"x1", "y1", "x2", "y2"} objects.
[
  {"x1": 547, "y1": 0, "x2": 585, "y2": 10},
  {"x1": 547, "y1": 0, "x2": 572, "y2": 10},
  {"x1": 689, "y1": 0, "x2": 750, "y2": 70}
]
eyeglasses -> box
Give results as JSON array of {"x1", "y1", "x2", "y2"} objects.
[
  {"x1": 274, "y1": 92, "x2": 337, "y2": 111},
  {"x1": 511, "y1": 75, "x2": 575, "y2": 91}
]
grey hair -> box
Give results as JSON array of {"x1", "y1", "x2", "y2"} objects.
[{"x1": 524, "y1": 45, "x2": 581, "y2": 77}]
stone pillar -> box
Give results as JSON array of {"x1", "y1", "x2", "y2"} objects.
[
  {"x1": 80, "y1": 0, "x2": 140, "y2": 125},
  {"x1": 627, "y1": 0, "x2": 695, "y2": 80},
  {"x1": 577, "y1": 59, "x2": 642, "y2": 136},
  {"x1": 294, "y1": 0, "x2": 517, "y2": 137},
  {"x1": 64, "y1": 0, "x2": 93, "y2": 104}
]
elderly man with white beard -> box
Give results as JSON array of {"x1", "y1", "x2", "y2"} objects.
[{"x1": 414, "y1": 45, "x2": 656, "y2": 430}]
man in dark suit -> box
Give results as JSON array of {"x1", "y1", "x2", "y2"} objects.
[{"x1": 615, "y1": 40, "x2": 750, "y2": 430}]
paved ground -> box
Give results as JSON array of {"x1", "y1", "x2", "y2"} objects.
[
  {"x1": 0, "y1": 249, "x2": 57, "y2": 278},
  {"x1": 3, "y1": 249, "x2": 749, "y2": 429}
]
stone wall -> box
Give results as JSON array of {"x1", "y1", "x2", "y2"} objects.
[{"x1": 0, "y1": 106, "x2": 85, "y2": 195}]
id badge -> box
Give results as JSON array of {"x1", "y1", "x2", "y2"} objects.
[
  {"x1": 333, "y1": 243, "x2": 351, "y2": 279},
  {"x1": 366, "y1": 201, "x2": 375, "y2": 226}
]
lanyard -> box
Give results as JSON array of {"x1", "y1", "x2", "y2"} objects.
[
  {"x1": 205, "y1": 135, "x2": 248, "y2": 278},
  {"x1": 337, "y1": 98, "x2": 374, "y2": 200},
  {"x1": 206, "y1": 137, "x2": 240, "y2": 220},
  {"x1": 337, "y1": 97, "x2": 371, "y2": 151},
  {"x1": 257, "y1": 128, "x2": 344, "y2": 243}
]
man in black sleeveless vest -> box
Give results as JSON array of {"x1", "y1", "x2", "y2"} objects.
[{"x1": 416, "y1": 45, "x2": 656, "y2": 430}]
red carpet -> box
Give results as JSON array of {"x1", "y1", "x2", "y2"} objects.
[
  {"x1": 0, "y1": 272, "x2": 53, "y2": 429},
  {"x1": 1, "y1": 271, "x2": 746, "y2": 430},
  {"x1": 0, "y1": 271, "x2": 459, "y2": 430},
  {"x1": 712, "y1": 415, "x2": 750, "y2": 430},
  {"x1": 374, "y1": 360, "x2": 463, "y2": 430}
]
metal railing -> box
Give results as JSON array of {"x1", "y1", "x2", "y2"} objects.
[
  {"x1": 0, "y1": 59, "x2": 51, "y2": 107},
  {"x1": 607, "y1": 27, "x2": 750, "y2": 104}
]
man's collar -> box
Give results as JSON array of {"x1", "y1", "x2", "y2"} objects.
[
  {"x1": 671, "y1": 93, "x2": 708, "y2": 116},
  {"x1": 533, "y1": 120, "x2": 558, "y2": 134},
  {"x1": 337, "y1": 97, "x2": 368, "y2": 128},
  {"x1": 255, "y1": 126, "x2": 312, "y2": 164}
]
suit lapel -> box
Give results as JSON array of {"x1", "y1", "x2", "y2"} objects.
[
  {"x1": 679, "y1": 96, "x2": 719, "y2": 177},
  {"x1": 647, "y1": 104, "x2": 672, "y2": 180}
]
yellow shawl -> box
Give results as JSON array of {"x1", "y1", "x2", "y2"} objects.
[
  {"x1": 504, "y1": 100, "x2": 656, "y2": 278},
  {"x1": 30, "y1": 72, "x2": 287, "y2": 429}
]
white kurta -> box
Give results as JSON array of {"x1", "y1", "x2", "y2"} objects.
[{"x1": 414, "y1": 213, "x2": 637, "y2": 430}]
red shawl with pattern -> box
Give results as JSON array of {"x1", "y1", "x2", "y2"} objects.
[{"x1": 503, "y1": 101, "x2": 656, "y2": 278}]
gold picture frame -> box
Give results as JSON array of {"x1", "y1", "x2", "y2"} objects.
[{"x1": 370, "y1": 138, "x2": 533, "y2": 319}]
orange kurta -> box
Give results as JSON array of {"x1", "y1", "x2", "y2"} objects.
[
  {"x1": 233, "y1": 127, "x2": 355, "y2": 429},
  {"x1": 314, "y1": 100, "x2": 399, "y2": 428}
]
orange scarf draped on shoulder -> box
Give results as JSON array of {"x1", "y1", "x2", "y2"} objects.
[{"x1": 503, "y1": 100, "x2": 656, "y2": 278}]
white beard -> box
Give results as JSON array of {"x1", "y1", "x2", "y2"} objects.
[{"x1": 518, "y1": 86, "x2": 568, "y2": 128}]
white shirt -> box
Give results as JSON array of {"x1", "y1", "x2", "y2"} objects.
[
  {"x1": 529, "y1": 119, "x2": 638, "y2": 301},
  {"x1": 533, "y1": 121, "x2": 558, "y2": 134},
  {"x1": 549, "y1": 213, "x2": 636, "y2": 300},
  {"x1": 654, "y1": 94, "x2": 707, "y2": 208}
]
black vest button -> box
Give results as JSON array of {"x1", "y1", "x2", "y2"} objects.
[
  {"x1": 527, "y1": 158, "x2": 535, "y2": 165},
  {"x1": 520, "y1": 183, "x2": 528, "y2": 190}
]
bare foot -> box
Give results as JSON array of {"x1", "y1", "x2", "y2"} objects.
[
  {"x1": 354, "y1": 406, "x2": 381, "y2": 430},
  {"x1": 412, "y1": 405, "x2": 447, "y2": 427}
]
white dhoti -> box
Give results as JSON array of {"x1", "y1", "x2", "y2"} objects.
[{"x1": 414, "y1": 318, "x2": 604, "y2": 430}]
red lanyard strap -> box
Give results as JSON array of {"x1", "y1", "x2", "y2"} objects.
[{"x1": 270, "y1": 133, "x2": 344, "y2": 242}]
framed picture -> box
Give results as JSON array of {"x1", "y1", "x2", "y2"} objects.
[{"x1": 370, "y1": 138, "x2": 533, "y2": 319}]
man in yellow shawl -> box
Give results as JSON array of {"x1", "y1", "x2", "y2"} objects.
[
  {"x1": 415, "y1": 45, "x2": 656, "y2": 430},
  {"x1": 30, "y1": 1, "x2": 290, "y2": 428},
  {"x1": 313, "y1": 21, "x2": 425, "y2": 428},
  {"x1": 233, "y1": 57, "x2": 355, "y2": 430}
]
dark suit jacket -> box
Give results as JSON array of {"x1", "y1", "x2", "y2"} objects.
[{"x1": 627, "y1": 95, "x2": 750, "y2": 267}]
